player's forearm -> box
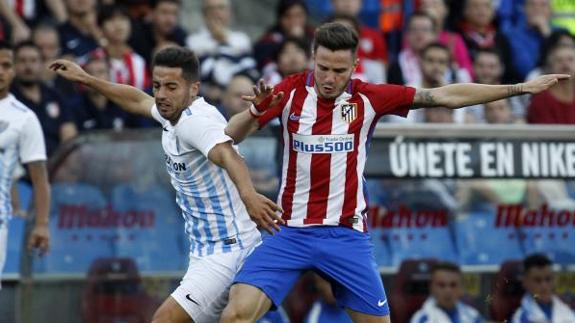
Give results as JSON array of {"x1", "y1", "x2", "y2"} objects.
[
  {"x1": 427, "y1": 83, "x2": 525, "y2": 109},
  {"x1": 83, "y1": 74, "x2": 153, "y2": 117},
  {"x1": 28, "y1": 162, "x2": 50, "y2": 226},
  {"x1": 45, "y1": 0, "x2": 67, "y2": 23},
  {"x1": 210, "y1": 143, "x2": 258, "y2": 198},
  {"x1": 225, "y1": 110, "x2": 259, "y2": 144}
]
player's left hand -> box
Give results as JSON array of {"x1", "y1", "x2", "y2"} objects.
[
  {"x1": 523, "y1": 74, "x2": 571, "y2": 94},
  {"x1": 28, "y1": 223, "x2": 50, "y2": 256},
  {"x1": 242, "y1": 192, "x2": 284, "y2": 235}
]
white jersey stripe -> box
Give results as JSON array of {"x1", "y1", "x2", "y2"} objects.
[
  {"x1": 277, "y1": 89, "x2": 297, "y2": 210},
  {"x1": 354, "y1": 94, "x2": 378, "y2": 231},
  {"x1": 288, "y1": 87, "x2": 317, "y2": 224}
]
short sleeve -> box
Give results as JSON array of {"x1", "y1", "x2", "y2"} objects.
[
  {"x1": 359, "y1": 82, "x2": 416, "y2": 118},
  {"x1": 150, "y1": 105, "x2": 167, "y2": 125},
  {"x1": 177, "y1": 115, "x2": 233, "y2": 157},
  {"x1": 19, "y1": 113, "x2": 47, "y2": 163},
  {"x1": 257, "y1": 73, "x2": 302, "y2": 128}
]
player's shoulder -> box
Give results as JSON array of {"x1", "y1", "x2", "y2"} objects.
[
  {"x1": 277, "y1": 71, "x2": 309, "y2": 90},
  {"x1": 177, "y1": 97, "x2": 226, "y2": 125},
  {"x1": 2, "y1": 94, "x2": 35, "y2": 117},
  {"x1": 353, "y1": 79, "x2": 411, "y2": 95}
]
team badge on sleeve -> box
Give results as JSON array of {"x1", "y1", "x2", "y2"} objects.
[{"x1": 340, "y1": 103, "x2": 357, "y2": 123}]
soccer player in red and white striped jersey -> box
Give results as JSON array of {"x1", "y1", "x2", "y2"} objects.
[{"x1": 220, "y1": 22, "x2": 569, "y2": 323}]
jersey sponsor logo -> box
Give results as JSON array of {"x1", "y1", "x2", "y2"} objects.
[
  {"x1": 292, "y1": 134, "x2": 354, "y2": 154},
  {"x1": 165, "y1": 154, "x2": 187, "y2": 172},
  {"x1": 340, "y1": 103, "x2": 358, "y2": 123},
  {"x1": 289, "y1": 112, "x2": 300, "y2": 121},
  {"x1": 0, "y1": 120, "x2": 8, "y2": 134}
]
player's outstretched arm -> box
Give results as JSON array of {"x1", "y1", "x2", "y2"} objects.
[
  {"x1": 208, "y1": 141, "x2": 285, "y2": 234},
  {"x1": 27, "y1": 161, "x2": 50, "y2": 255},
  {"x1": 49, "y1": 59, "x2": 155, "y2": 118},
  {"x1": 413, "y1": 74, "x2": 571, "y2": 109},
  {"x1": 225, "y1": 79, "x2": 284, "y2": 143}
]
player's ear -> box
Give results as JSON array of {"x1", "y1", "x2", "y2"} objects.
[{"x1": 190, "y1": 81, "x2": 200, "y2": 96}]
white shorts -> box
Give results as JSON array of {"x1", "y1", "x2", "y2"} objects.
[{"x1": 171, "y1": 241, "x2": 259, "y2": 323}]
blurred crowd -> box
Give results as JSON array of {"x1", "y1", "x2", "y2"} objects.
[{"x1": 0, "y1": 0, "x2": 574, "y2": 158}]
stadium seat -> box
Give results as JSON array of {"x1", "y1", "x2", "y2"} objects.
[
  {"x1": 82, "y1": 257, "x2": 157, "y2": 323},
  {"x1": 111, "y1": 184, "x2": 185, "y2": 272},
  {"x1": 389, "y1": 259, "x2": 438, "y2": 323},
  {"x1": 386, "y1": 226, "x2": 457, "y2": 266},
  {"x1": 519, "y1": 226, "x2": 575, "y2": 265},
  {"x1": 454, "y1": 212, "x2": 523, "y2": 265},
  {"x1": 489, "y1": 260, "x2": 524, "y2": 322},
  {"x1": 369, "y1": 228, "x2": 392, "y2": 267},
  {"x1": 3, "y1": 217, "x2": 26, "y2": 274},
  {"x1": 34, "y1": 183, "x2": 113, "y2": 273}
]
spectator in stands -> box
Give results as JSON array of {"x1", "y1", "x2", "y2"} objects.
[
  {"x1": 470, "y1": 49, "x2": 526, "y2": 121},
  {"x1": 525, "y1": 29, "x2": 575, "y2": 81},
  {"x1": 0, "y1": 0, "x2": 66, "y2": 43},
  {"x1": 58, "y1": 0, "x2": 101, "y2": 58},
  {"x1": 220, "y1": 74, "x2": 280, "y2": 197},
  {"x1": 98, "y1": 4, "x2": 149, "y2": 91},
  {"x1": 129, "y1": 0, "x2": 187, "y2": 66},
  {"x1": 484, "y1": 99, "x2": 516, "y2": 124},
  {"x1": 73, "y1": 49, "x2": 136, "y2": 131},
  {"x1": 420, "y1": 0, "x2": 474, "y2": 79},
  {"x1": 262, "y1": 36, "x2": 310, "y2": 86},
  {"x1": 512, "y1": 254, "x2": 575, "y2": 322},
  {"x1": 304, "y1": 274, "x2": 351, "y2": 323},
  {"x1": 186, "y1": 0, "x2": 257, "y2": 105},
  {"x1": 527, "y1": 44, "x2": 575, "y2": 124},
  {"x1": 32, "y1": 24, "x2": 61, "y2": 83},
  {"x1": 458, "y1": 0, "x2": 516, "y2": 83},
  {"x1": 505, "y1": 0, "x2": 565, "y2": 81},
  {"x1": 388, "y1": 12, "x2": 437, "y2": 85},
  {"x1": 331, "y1": 0, "x2": 387, "y2": 83},
  {"x1": 410, "y1": 262, "x2": 484, "y2": 323},
  {"x1": 254, "y1": 0, "x2": 314, "y2": 71},
  {"x1": 220, "y1": 73, "x2": 254, "y2": 119},
  {"x1": 11, "y1": 41, "x2": 77, "y2": 156}
]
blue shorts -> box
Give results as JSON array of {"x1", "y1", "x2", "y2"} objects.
[{"x1": 234, "y1": 226, "x2": 389, "y2": 316}]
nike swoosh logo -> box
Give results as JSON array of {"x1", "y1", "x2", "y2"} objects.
[
  {"x1": 289, "y1": 112, "x2": 300, "y2": 121},
  {"x1": 163, "y1": 126, "x2": 168, "y2": 131},
  {"x1": 378, "y1": 299, "x2": 387, "y2": 307},
  {"x1": 185, "y1": 294, "x2": 200, "y2": 306}
]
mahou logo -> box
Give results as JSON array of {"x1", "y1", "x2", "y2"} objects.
[
  {"x1": 496, "y1": 204, "x2": 575, "y2": 227},
  {"x1": 369, "y1": 205, "x2": 448, "y2": 228},
  {"x1": 58, "y1": 204, "x2": 155, "y2": 229}
]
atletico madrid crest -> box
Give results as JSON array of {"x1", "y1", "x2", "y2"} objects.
[{"x1": 340, "y1": 103, "x2": 357, "y2": 123}]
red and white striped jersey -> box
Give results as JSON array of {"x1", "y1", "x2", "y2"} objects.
[
  {"x1": 8, "y1": 0, "x2": 36, "y2": 20},
  {"x1": 258, "y1": 72, "x2": 415, "y2": 232},
  {"x1": 109, "y1": 51, "x2": 150, "y2": 90}
]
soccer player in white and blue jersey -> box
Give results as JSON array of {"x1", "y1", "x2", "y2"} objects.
[
  {"x1": 0, "y1": 41, "x2": 51, "y2": 287},
  {"x1": 50, "y1": 47, "x2": 283, "y2": 323}
]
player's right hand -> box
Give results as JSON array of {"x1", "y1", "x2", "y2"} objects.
[
  {"x1": 48, "y1": 59, "x2": 90, "y2": 84},
  {"x1": 242, "y1": 79, "x2": 284, "y2": 114},
  {"x1": 242, "y1": 192, "x2": 284, "y2": 235}
]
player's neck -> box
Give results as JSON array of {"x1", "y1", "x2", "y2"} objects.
[{"x1": 0, "y1": 89, "x2": 9, "y2": 100}]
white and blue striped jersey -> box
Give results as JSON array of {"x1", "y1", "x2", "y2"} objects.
[
  {"x1": 0, "y1": 94, "x2": 46, "y2": 224},
  {"x1": 151, "y1": 97, "x2": 259, "y2": 257}
]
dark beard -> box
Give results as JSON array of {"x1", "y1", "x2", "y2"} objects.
[{"x1": 17, "y1": 79, "x2": 39, "y2": 87}]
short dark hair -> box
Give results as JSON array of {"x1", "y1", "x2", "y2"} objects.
[
  {"x1": 13, "y1": 41, "x2": 41, "y2": 56},
  {"x1": 98, "y1": 4, "x2": 130, "y2": 26},
  {"x1": 407, "y1": 11, "x2": 436, "y2": 32},
  {"x1": 431, "y1": 262, "x2": 462, "y2": 276},
  {"x1": 313, "y1": 22, "x2": 358, "y2": 55},
  {"x1": 152, "y1": 0, "x2": 181, "y2": 8},
  {"x1": 474, "y1": 48, "x2": 503, "y2": 62},
  {"x1": 152, "y1": 46, "x2": 199, "y2": 82},
  {"x1": 421, "y1": 42, "x2": 450, "y2": 59},
  {"x1": 524, "y1": 254, "x2": 552, "y2": 273},
  {"x1": 276, "y1": 0, "x2": 308, "y2": 20},
  {"x1": 0, "y1": 40, "x2": 12, "y2": 51},
  {"x1": 276, "y1": 37, "x2": 310, "y2": 60}
]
